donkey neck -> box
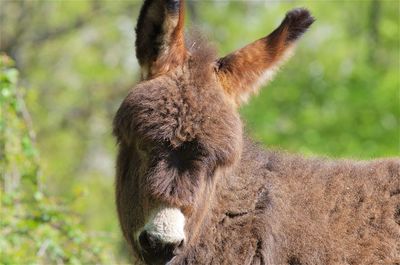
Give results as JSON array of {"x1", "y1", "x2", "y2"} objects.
[
  {"x1": 186, "y1": 136, "x2": 269, "y2": 243},
  {"x1": 214, "y1": 136, "x2": 271, "y2": 216}
]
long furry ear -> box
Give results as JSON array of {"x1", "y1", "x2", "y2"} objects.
[
  {"x1": 216, "y1": 8, "x2": 314, "y2": 106},
  {"x1": 136, "y1": 0, "x2": 187, "y2": 79}
]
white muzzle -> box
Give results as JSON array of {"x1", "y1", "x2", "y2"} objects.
[{"x1": 143, "y1": 207, "x2": 186, "y2": 244}]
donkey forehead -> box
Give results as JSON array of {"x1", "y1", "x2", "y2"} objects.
[{"x1": 129, "y1": 74, "x2": 227, "y2": 145}]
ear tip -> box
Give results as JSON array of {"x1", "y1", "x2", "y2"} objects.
[
  {"x1": 166, "y1": 0, "x2": 181, "y2": 13},
  {"x1": 282, "y1": 8, "x2": 315, "y2": 42},
  {"x1": 286, "y1": 8, "x2": 315, "y2": 25}
]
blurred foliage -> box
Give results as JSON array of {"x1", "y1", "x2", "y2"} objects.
[
  {"x1": 0, "y1": 56, "x2": 115, "y2": 264},
  {"x1": 0, "y1": 0, "x2": 399, "y2": 264},
  {"x1": 234, "y1": 1, "x2": 400, "y2": 158}
]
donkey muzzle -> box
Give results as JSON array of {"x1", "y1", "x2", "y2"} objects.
[
  {"x1": 139, "y1": 207, "x2": 186, "y2": 264},
  {"x1": 139, "y1": 230, "x2": 183, "y2": 265}
]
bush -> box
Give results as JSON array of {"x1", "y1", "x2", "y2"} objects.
[{"x1": 0, "y1": 54, "x2": 115, "y2": 265}]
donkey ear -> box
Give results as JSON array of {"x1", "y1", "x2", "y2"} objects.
[
  {"x1": 216, "y1": 8, "x2": 314, "y2": 106},
  {"x1": 135, "y1": 0, "x2": 187, "y2": 79}
]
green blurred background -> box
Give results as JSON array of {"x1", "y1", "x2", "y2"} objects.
[{"x1": 1, "y1": 0, "x2": 399, "y2": 264}]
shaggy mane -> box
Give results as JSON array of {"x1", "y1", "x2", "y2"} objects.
[{"x1": 186, "y1": 29, "x2": 218, "y2": 72}]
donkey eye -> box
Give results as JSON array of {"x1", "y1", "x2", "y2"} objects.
[
  {"x1": 135, "y1": 141, "x2": 154, "y2": 155},
  {"x1": 135, "y1": 141, "x2": 145, "y2": 152},
  {"x1": 170, "y1": 140, "x2": 204, "y2": 164}
]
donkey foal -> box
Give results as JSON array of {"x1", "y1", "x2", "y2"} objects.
[{"x1": 113, "y1": 1, "x2": 400, "y2": 264}]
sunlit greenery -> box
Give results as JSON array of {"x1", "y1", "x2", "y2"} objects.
[
  {"x1": 0, "y1": 56, "x2": 115, "y2": 264},
  {"x1": 1, "y1": 1, "x2": 398, "y2": 264}
]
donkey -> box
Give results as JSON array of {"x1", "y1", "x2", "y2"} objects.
[{"x1": 113, "y1": 1, "x2": 400, "y2": 264}]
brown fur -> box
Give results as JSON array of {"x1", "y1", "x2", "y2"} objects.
[
  {"x1": 135, "y1": 0, "x2": 187, "y2": 79},
  {"x1": 217, "y1": 8, "x2": 314, "y2": 105},
  {"x1": 114, "y1": 1, "x2": 400, "y2": 264}
]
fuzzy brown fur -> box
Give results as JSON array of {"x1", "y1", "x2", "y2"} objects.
[{"x1": 113, "y1": 1, "x2": 400, "y2": 264}]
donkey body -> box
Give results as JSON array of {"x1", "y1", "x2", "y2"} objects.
[
  {"x1": 171, "y1": 139, "x2": 400, "y2": 264},
  {"x1": 113, "y1": 1, "x2": 400, "y2": 264}
]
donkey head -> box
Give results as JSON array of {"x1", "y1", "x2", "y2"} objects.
[{"x1": 113, "y1": 1, "x2": 314, "y2": 264}]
